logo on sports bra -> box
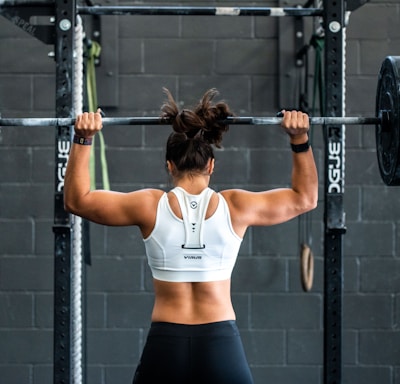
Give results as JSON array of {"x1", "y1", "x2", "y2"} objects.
[
  {"x1": 184, "y1": 255, "x2": 202, "y2": 260},
  {"x1": 190, "y1": 201, "x2": 198, "y2": 209}
]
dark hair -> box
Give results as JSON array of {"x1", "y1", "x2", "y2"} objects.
[{"x1": 161, "y1": 88, "x2": 233, "y2": 176}]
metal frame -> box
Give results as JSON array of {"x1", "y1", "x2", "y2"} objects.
[
  {"x1": 76, "y1": 5, "x2": 323, "y2": 16},
  {"x1": 323, "y1": 1, "x2": 346, "y2": 383},
  {"x1": 0, "y1": 2, "x2": 324, "y2": 17},
  {"x1": 53, "y1": 1, "x2": 76, "y2": 384},
  {"x1": 0, "y1": 2, "x2": 369, "y2": 384}
]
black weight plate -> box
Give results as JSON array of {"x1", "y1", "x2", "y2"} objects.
[{"x1": 376, "y1": 56, "x2": 400, "y2": 186}]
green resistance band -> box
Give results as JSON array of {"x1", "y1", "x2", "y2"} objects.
[{"x1": 86, "y1": 40, "x2": 110, "y2": 191}]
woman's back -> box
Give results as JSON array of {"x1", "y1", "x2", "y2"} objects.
[{"x1": 151, "y1": 278, "x2": 235, "y2": 324}]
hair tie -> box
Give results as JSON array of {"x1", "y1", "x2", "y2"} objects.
[
  {"x1": 186, "y1": 128, "x2": 204, "y2": 139},
  {"x1": 194, "y1": 129, "x2": 203, "y2": 139}
]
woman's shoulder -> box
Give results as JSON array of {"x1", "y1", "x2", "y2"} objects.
[
  {"x1": 133, "y1": 188, "x2": 166, "y2": 197},
  {"x1": 219, "y1": 188, "x2": 256, "y2": 215},
  {"x1": 126, "y1": 188, "x2": 166, "y2": 208},
  {"x1": 219, "y1": 188, "x2": 249, "y2": 199}
]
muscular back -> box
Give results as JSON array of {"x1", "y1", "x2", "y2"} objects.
[{"x1": 151, "y1": 279, "x2": 235, "y2": 324}]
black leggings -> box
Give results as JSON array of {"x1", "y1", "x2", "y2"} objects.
[{"x1": 132, "y1": 321, "x2": 254, "y2": 384}]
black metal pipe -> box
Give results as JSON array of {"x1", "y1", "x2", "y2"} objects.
[
  {"x1": 0, "y1": 2, "x2": 323, "y2": 17},
  {"x1": 0, "y1": 0, "x2": 53, "y2": 5},
  {"x1": 76, "y1": 5, "x2": 323, "y2": 17},
  {"x1": 0, "y1": 2, "x2": 324, "y2": 17}
]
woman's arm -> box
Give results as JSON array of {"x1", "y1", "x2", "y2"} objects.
[
  {"x1": 222, "y1": 110, "x2": 318, "y2": 236},
  {"x1": 64, "y1": 110, "x2": 161, "y2": 228}
]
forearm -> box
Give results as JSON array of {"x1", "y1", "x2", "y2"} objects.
[
  {"x1": 64, "y1": 143, "x2": 92, "y2": 213},
  {"x1": 64, "y1": 110, "x2": 103, "y2": 213},
  {"x1": 290, "y1": 135, "x2": 318, "y2": 209}
]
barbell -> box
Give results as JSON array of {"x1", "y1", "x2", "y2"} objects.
[{"x1": 1, "y1": 56, "x2": 399, "y2": 185}]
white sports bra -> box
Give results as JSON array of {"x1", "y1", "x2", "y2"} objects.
[{"x1": 143, "y1": 187, "x2": 242, "y2": 282}]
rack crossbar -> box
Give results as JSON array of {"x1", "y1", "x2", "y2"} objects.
[{"x1": 76, "y1": 6, "x2": 323, "y2": 17}]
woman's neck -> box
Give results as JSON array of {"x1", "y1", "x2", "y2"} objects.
[{"x1": 173, "y1": 174, "x2": 210, "y2": 195}]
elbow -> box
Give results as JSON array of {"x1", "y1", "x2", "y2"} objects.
[
  {"x1": 64, "y1": 201, "x2": 85, "y2": 217},
  {"x1": 64, "y1": 192, "x2": 94, "y2": 220},
  {"x1": 296, "y1": 189, "x2": 318, "y2": 215},
  {"x1": 302, "y1": 192, "x2": 318, "y2": 213},
  {"x1": 63, "y1": 192, "x2": 80, "y2": 215},
  {"x1": 298, "y1": 200, "x2": 317, "y2": 216},
  {"x1": 63, "y1": 194, "x2": 72, "y2": 213},
  {"x1": 64, "y1": 200, "x2": 77, "y2": 215},
  {"x1": 64, "y1": 201, "x2": 74, "y2": 214},
  {"x1": 308, "y1": 197, "x2": 318, "y2": 212}
]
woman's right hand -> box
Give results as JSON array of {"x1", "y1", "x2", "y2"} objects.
[
  {"x1": 280, "y1": 110, "x2": 310, "y2": 144},
  {"x1": 74, "y1": 108, "x2": 103, "y2": 138}
]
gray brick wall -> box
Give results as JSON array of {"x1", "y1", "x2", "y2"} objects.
[{"x1": 1, "y1": 1, "x2": 400, "y2": 384}]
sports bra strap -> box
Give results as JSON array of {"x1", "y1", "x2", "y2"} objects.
[{"x1": 171, "y1": 187, "x2": 214, "y2": 249}]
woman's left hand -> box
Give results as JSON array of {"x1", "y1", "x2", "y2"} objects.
[{"x1": 74, "y1": 108, "x2": 103, "y2": 138}]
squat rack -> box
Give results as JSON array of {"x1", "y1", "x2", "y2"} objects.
[{"x1": 0, "y1": 1, "x2": 370, "y2": 383}]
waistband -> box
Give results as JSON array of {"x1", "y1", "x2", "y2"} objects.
[
  {"x1": 151, "y1": 267, "x2": 232, "y2": 283},
  {"x1": 148, "y1": 320, "x2": 239, "y2": 338}
]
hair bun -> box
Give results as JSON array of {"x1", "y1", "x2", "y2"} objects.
[{"x1": 160, "y1": 87, "x2": 234, "y2": 148}]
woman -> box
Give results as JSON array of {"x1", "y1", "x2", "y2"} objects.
[{"x1": 64, "y1": 88, "x2": 318, "y2": 384}]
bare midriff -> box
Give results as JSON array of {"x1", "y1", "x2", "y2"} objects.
[{"x1": 151, "y1": 278, "x2": 236, "y2": 324}]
